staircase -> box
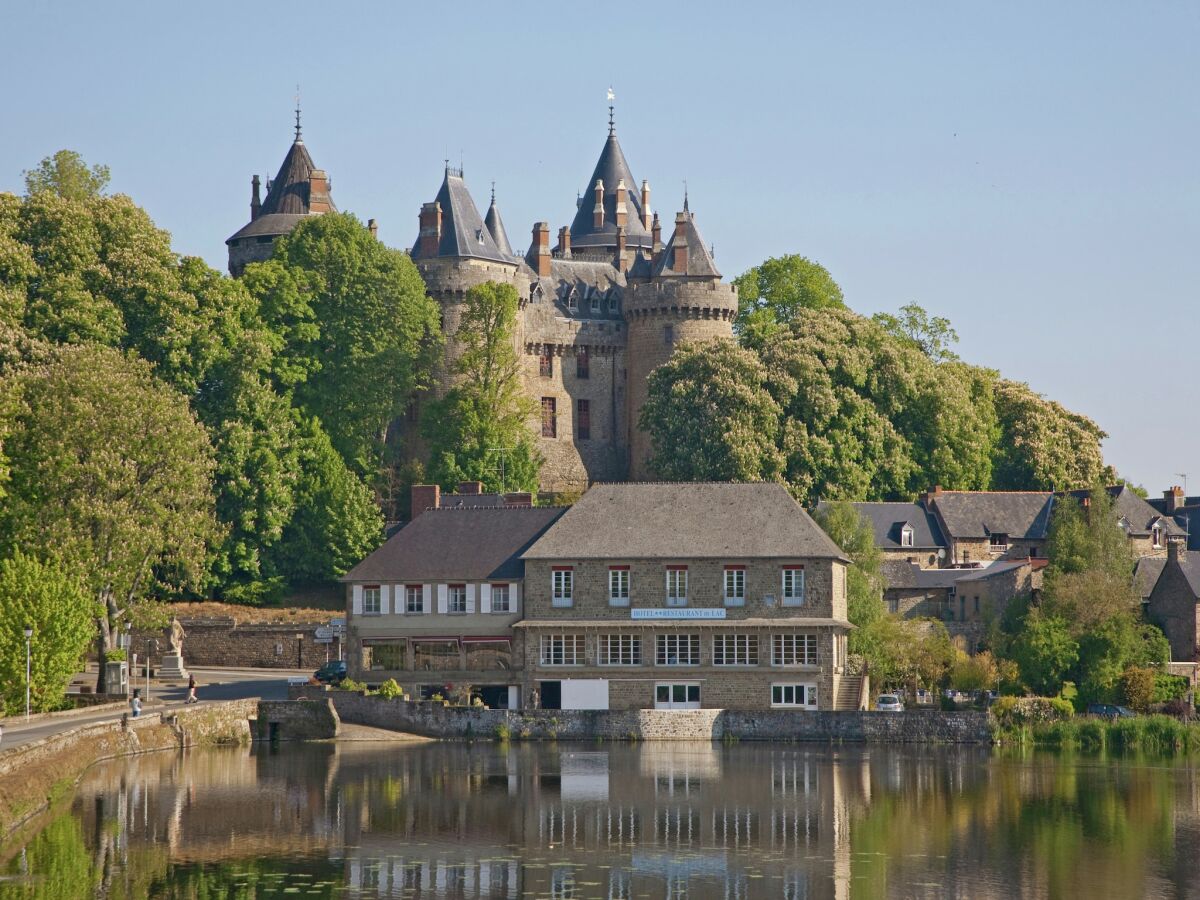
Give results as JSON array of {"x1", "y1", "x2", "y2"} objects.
[{"x1": 835, "y1": 675, "x2": 868, "y2": 711}]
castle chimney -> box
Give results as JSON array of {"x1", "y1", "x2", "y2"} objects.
[
  {"x1": 641, "y1": 180, "x2": 652, "y2": 231},
  {"x1": 672, "y1": 212, "x2": 689, "y2": 274},
  {"x1": 651, "y1": 212, "x2": 662, "y2": 253},
  {"x1": 368, "y1": 218, "x2": 378, "y2": 240},
  {"x1": 615, "y1": 226, "x2": 627, "y2": 273},
  {"x1": 1165, "y1": 485, "x2": 1186, "y2": 514},
  {"x1": 532, "y1": 222, "x2": 551, "y2": 277},
  {"x1": 418, "y1": 202, "x2": 442, "y2": 258},
  {"x1": 615, "y1": 179, "x2": 628, "y2": 229},
  {"x1": 593, "y1": 179, "x2": 605, "y2": 229},
  {"x1": 250, "y1": 175, "x2": 261, "y2": 221},
  {"x1": 557, "y1": 225, "x2": 571, "y2": 259},
  {"x1": 308, "y1": 169, "x2": 332, "y2": 213},
  {"x1": 410, "y1": 484, "x2": 441, "y2": 520}
]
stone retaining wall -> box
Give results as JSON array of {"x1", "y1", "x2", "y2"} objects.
[
  {"x1": 291, "y1": 688, "x2": 992, "y2": 743},
  {"x1": 130, "y1": 621, "x2": 335, "y2": 669},
  {"x1": 256, "y1": 699, "x2": 340, "y2": 741}
]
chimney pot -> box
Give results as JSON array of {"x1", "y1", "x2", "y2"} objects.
[
  {"x1": 530, "y1": 222, "x2": 551, "y2": 277},
  {"x1": 1168, "y1": 535, "x2": 1184, "y2": 563},
  {"x1": 250, "y1": 175, "x2": 262, "y2": 221},
  {"x1": 641, "y1": 179, "x2": 652, "y2": 231},
  {"x1": 410, "y1": 484, "x2": 441, "y2": 519},
  {"x1": 593, "y1": 179, "x2": 605, "y2": 229},
  {"x1": 1165, "y1": 486, "x2": 1186, "y2": 514}
]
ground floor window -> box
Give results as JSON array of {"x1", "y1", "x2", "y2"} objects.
[
  {"x1": 599, "y1": 634, "x2": 641, "y2": 665},
  {"x1": 540, "y1": 634, "x2": 585, "y2": 666},
  {"x1": 655, "y1": 682, "x2": 701, "y2": 709},
  {"x1": 361, "y1": 641, "x2": 406, "y2": 671},
  {"x1": 656, "y1": 634, "x2": 700, "y2": 666},
  {"x1": 772, "y1": 683, "x2": 818, "y2": 709},
  {"x1": 412, "y1": 640, "x2": 460, "y2": 672},
  {"x1": 463, "y1": 641, "x2": 513, "y2": 671}
]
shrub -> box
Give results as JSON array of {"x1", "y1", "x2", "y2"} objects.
[
  {"x1": 103, "y1": 649, "x2": 127, "y2": 663},
  {"x1": 1154, "y1": 673, "x2": 1190, "y2": 704},
  {"x1": 377, "y1": 678, "x2": 403, "y2": 700},
  {"x1": 493, "y1": 723, "x2": 511, "y2": 742},
  {"x1": 1121, "y1": 667, "x2": 1156, "y2": 713},
  {"x1": 991, "y1": 696, "x2": 1074, "y2": 728},
  {"x1": 337, "y1": 678, "x2": 367, "y2": 693}
]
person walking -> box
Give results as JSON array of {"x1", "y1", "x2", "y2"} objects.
[
  {"x1": 131, "y1": 689, "x2": 141, "y2": 718},
  {"x1": 186, "y1": 674, "x2": 198, "y2": 704}
]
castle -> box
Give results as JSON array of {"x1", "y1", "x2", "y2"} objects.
[{"x1": 227, "y1": 110, "x2": 738, "y2": 491}]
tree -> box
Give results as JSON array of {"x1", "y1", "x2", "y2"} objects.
[
  {"x1": 1010, "y1": 612, "x2": 1079, "y2": 696},
  {"x1": 23, "y1": 149, "x2": 110, "y2": 200},
  {"x1": 951, "y1": 650, "x2": 999, "y2": 693},
  {"x1": 0, "y1": 344, "x2": 218, "y2": 689},
  {"x1": 733, "y1": 254, "x2": 844, "y2": 347},
  {"x1": 247, "y1": 213, "x2": 441, "y2": 478},
  {"x1": 0, "y1": 553, "x2": 95, "y2": 714},
  {"x1": 422, "y1": 282, "x2": 540, "y2": 493},
  {"x1": 1121, "y1": 666, "x2": 1156, "y2": 712},
  {"x1": 872, "y1": 302, "x2": 960, "y2": 362},
  {"x1": 813, "y1": 501, "x2": 885, "y2": 644},
  {"x1": 640, "y1": 339, "x2": 784, "y2": 482}
]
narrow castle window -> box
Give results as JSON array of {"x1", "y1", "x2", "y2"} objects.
[
  {"x1": 539, "y1": 349, "x2": 553, "y2": 378},
  {"x1": 541, "y1": 397, "x2": 557, "y2": 438},
  {"x1": 577, "y1": 399, "x2": 590, "y2": 440},
  {"x1": 576, "y1": 348, "x2": 589, "y2": 379},
  {"x1": 664, "y1": 324, "x2": 675, "y2": 347}
]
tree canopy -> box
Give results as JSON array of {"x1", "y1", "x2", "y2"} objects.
[
  {"x1": 23, "y1": 149, "x2": 111, "y2": 201},
  {"x1": 732, "y1": 254, "x2": 845, "y2": 347}
]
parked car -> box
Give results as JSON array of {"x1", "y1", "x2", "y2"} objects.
[
  {"x1": 876, "y1": 694, "x2": 905, "y2": 712},
  {"x1": 1086, "y1": 703, "x2": 1136, "y2": 719},
  {"x1": 313, "y1": 660, "x2": 347, "y2": 685}
]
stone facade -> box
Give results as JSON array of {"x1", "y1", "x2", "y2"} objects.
[
  {"x1": 1147, "y1": 541, "x2": 1200, "y2": 661},
  {"x1": 130, "y1": 620, "x2": 336, "y2": 670}
]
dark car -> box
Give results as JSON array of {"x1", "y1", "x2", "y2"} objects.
[
  {"x1": 1087, "y1": 703, "x2": 1136, "y2": 719},
  {"x1": 313, "y1": 660, "x2": 347, "y2": 685}
]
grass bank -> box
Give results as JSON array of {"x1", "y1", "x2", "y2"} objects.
[{"x1": 994, "y1": 714, "x2": 1200, "y2": 754}]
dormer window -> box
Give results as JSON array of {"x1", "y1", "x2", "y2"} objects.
[
  {"x1": 989, "y1": 533, "x2": 1009, "y2": 552},
  {"x1": 900, "y1": 524, "x2": 914, "y2": 547},
  {"x1": 1152, "y1": 524, "x2": 1163, "y2": 548},
  {"x1": 566, "y1": 287, "x2": 578, "y2": 312},
  {"x1": 590, "y1": 291, "x2": 601, "y2": 314}
]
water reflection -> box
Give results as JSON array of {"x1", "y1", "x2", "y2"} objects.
[{"x1": 1, "y1": 741, "x2": 1198, "y2": 898}]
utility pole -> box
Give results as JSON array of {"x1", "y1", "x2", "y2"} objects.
[{"x1": 23, "y1": 624, "x2": 33, "y2": 721}]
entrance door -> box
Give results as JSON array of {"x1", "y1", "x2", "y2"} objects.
[
  {"x1": 539, "y1": 680, "x2": 562, "y2": 710},
  {"x1": 654, "y1": 682, "x2": 701, "y2": 710}
]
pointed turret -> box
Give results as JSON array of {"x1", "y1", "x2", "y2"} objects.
[
  {"x1": 651, "y1": 201, "x2": 721, "y2": 279},
  {"x1": 226, "y1": 110, "x2": 337, "y2": 276},
  {"x1": 569, "y1": 126, "x2": 653, "y2": 254},
  {"x1": 483, "y1": 185, "x2": 514, "y2": 257},
  {"x1": 411, "y1": 166, "x2": 511, "y2": 263}
]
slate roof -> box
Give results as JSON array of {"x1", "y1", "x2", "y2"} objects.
[
  {"x1": 533, "y1": 259, "x2": 626, "y2": 316},
  {"x1": 651, "y1": 210, "x2": 721, "y2": 279},
  {"x1": 1134, "y1": 557, "x2": 1167, "y2": 600},
  {"x1": 1062, "y1": 485, "x2": 1184, "y2": 537},
  {"x1": 931, "y1": 491, "x2": 1053, "y2": 539},
  {"x1": 342, "y1": 507, "x2": 565, "y2": 583},
  {"x1": 413, "y1": 168, "x2": 513, "y2": 263},
  {"x1": 833, "y1": 502, "x2": 946, "y2": 550},
  {"x1": 568, "y1": 132, "x2": 653, "y2": 250},
  {"x1": 522, "y1": 483, "x2": 848, "y2": 561},
  {"x1": 1177, "y1": 551, "x2": 1200, "y2": 596},
  {"x1": 227, "y1": 138, "x2": 334, "y2": 244},
  {"x1": 483, "y1": 196, "x2": 514, "y2": 257},
  {"x1": 882, "y1": 559, "x2": 1032, "y2": 591}
]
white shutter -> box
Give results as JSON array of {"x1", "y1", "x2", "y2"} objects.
[
  {"x1": 352, "y1": 584, "x2": 363, "y2": 615},
  {"x1": 379, "y1": 585, "x2": 391, "y2": 615},
  {"x1": 480, "y1": 583, "x2": 492, "y2": 614},
  {"x1": 466, "y1": 583, "x2": 477, "y2": 614},
  {"x1": 422, "y1": 584, "x2": 432, "y2": 614},
  {"x1": 437, "y1": 584, "x2": 448, "y2": 614},
  {"x1": 510, "y1": 582, "x2": 520, "y2": 614}
]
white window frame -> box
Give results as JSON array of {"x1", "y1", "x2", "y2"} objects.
[
  {"x1": 654, "y1": 682, "x2": 701, "y2": 710},
  {"x1": 665, "y1": 568, "x2": 688, "y2": 607},
  {"x1": 540, "y1": 634, "x2": 585, "y2": 666},
  {"x1": 771, "y1": 682, "x2": 818, "y2": 709},
  {"x1": 900, "y1": 525, "x2": 914, "y2": 548},
  {"x1": 363, "y1": 585, "x2": 381, "y2": 616},
  {"x1": 1152, "y1": 525, "x2": 1163, "y2": 549},
  {"x1": 723, "y1": 567, "x2": 745, "y2": 606},
  {"x1": 552, "y1": 568, "x2": 574, "y2": 607},
  {"x1": 781, "y1": 567, "x2": 805, "y2": 607},
  {"x1": 405, "y1": 584, "x2": 423, "y2": 614},
  {"x1": 448, "y1": 584, "x2": 468, "y2": 614},
  {"x1": 490, "y1": 583, "x2": 511, "y2": 613},
  {"x1": 599, "y1": 634, "x2": 641, "y2": 666},
  {"x1": 609, "y1": 567, "x2": 630, "y2": 606},
  {"x1": 713, "y1": 633, "x2": 758, "y2": 666},
  {"x1": 655, "y1": 634, "x2": 700, "y2": 666},
  {"x1": 773, "y1": 633, "x2": 818, "y2": 667}
]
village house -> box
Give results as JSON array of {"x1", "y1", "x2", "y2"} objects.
[
  {"x1": 1146, "y1": 537, "x2": 1200, "y2": 662},
  {"x1": 515, "y1": 482, "x2": 857, "y2": 712}
]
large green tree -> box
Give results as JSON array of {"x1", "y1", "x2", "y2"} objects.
[
  {"x1": 0, "y1": 344, "x2": 218, "y2": 688},
  {"x1": 733, "y1": 254, "x2": 845, "y2": 347},
  {"x1": 422, "y1": 281, "x2": 540, "y2": 493},
  {"x1": 23, "y1": 149, "x2": 110, "y2": 201},
  {"x1": 0, "y1": 553, "x2": 95, "y2": 714},
  {"x1": 245, "y1": 213, "x2": 441, "y2": 478},
  {"x1": 640, "y1": 339, "x2": 784, "y2": 482}
]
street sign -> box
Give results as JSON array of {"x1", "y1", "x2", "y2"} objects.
[{"x1": 314, "y1": 626, "x2": 335, "y2": 642}]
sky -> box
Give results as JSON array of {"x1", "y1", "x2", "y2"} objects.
[{"x1": 2, "y1": 1, "x2": 1196, "y2": 494}]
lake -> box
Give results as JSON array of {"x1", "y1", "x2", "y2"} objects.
[{"x1": 2, "y1": 740, "x2": 1198, "y2": 898}]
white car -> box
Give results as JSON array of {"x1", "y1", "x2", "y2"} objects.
[{"x1": 875, "y1": 694, "x2": 905, "y2": 712}]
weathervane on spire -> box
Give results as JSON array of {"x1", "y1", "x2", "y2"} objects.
[
  {"x1": 683, "y1": 179, "x2": 689, "y2": 212},
  {"x1": 607, "y1": 86, "x2": 615, "y2": 135},
  {"x1": 294, "y1": 84, "x2": 302, "y2": 141},
  {"x1": 491, "y1": 181, "x2": 496, "y2": 205}
]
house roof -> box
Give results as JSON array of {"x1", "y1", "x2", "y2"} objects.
[
  {"x1": 1062, "y1": 485, "x2": 1185, "y2": 537},
  {"x1": 568, "y1": 131, "x2": 653, "y2": 250},
  {"x1": 931, "y1": 491, "x2": 1053, "y2": 540},
  {"x1": 1169, "y1": 551, "x2": 1200, "y2": 597},
  {"x1": 1134, "y1": 556, "x2": 1167, "y2": 600},
  {"x1": 834, "y1": 501, "x2": 947, "y2": 550},
  {"x1": 882, "y1": 559, "x2": 1033, "y2": 592},
  {"x1": 414, "y1": 168, "x2": 514, "y2": 263},
  {"x1": 227, "y1": 137, "x2": 334, "y2": 244},
  {"x1": 522, "y1": 482, "x2": 848, "y2": 561},
  {"x1": 533, "y1": 258, "x2": 626, "y2": 316},
  {"x1": 342, "y1": 506, "x2": 565, "y2": 583},
  {"x1": 650, "y1": 209, "x2": 721, "y2": 279}
]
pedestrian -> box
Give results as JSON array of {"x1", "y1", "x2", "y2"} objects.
[
  {"x1": 131, "y1": 689, "x2": 141, "y2": 718},
  {"x1": 186, "y1": 674, "x2": 197, "y2": 704}
]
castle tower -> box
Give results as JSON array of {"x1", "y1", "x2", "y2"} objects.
[
  {"x1": 624, "y1": 200, "x2": 737, "y2": 478},
  {"x1": 567, "y1": 119, "x2": 653, "y2": 266},
  {"x1": 226, "y1": 107, "x2": 336, "y2": 276}
]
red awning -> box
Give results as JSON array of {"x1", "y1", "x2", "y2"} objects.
[{"x1": 408, "y1": 636, "x2": 462, "y2": 643}]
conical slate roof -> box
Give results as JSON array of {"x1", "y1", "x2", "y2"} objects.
[
  {"x1": 569, "y1": 131, "x2": 652, "y2": 251},
  {"x1": 484, "y1": 193, "x2": 514, "y2": 257},
  {"x1": 651, "y1": 209, "x2": 721, "y2": 278},
  {"x1": 414, "y1": 168, "x2": 512, "y2": 263},
  {"x1": 226, "y1": 136, "x2": 335, "y2": 244}
]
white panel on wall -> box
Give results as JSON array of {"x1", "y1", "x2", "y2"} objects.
[
  {"x1": 466, "y1": 583, "x2": 477, "y2": 614},
  {"x1": 437, "y1": 584, "x2": 448, "y2": 614},
  {"x1": 480, "y1": 583, "x2": 492, "y2": 614},
  {"x1": 422, "y1": 583, "x2": 432, "y2": 614},
  {"x1": 510, "y1": 582, "x2": 520, "y2": 613},
  {"x1": 379, "y1": 584, "x2": 391, "y2": 615},
  {"x1": 352, "y1": 584, "x2": 363, "y2": 615}
]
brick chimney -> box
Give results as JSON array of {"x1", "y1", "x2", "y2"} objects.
[
  {"x1": 672, "y1": 212, "x2": 689, "y2": 274},
  {"x1": 504, "y1": 491, "x2": 533, "y2": 508},
  {"x1": 308, "y1": 170, "x2": 332, "y2": 214},
  {"x1": 1168, "y1": 534, "x2": 1185, "y2": 564},
  {"x1": 614, "y1": 179, "x2": 628, "y2": 229},
  {"x1": 457, "y1": 481, "x2": 484, "y2": 495},
  {"x1": 615, "y1": 226, "x2": 627, "y2": 273},
  {"x1": 531, "y1": 222, "x2": 551, "y2": 277},
  {"x1": 368, "y1": 218, "x2": 378, "y2": 240},
  {"x1": 1165, "y1": 485, "x2": 1186, "y2": 514},
  {"x1": 410, "y1": 484, "x2": 441, "y2": 519},
  {"x1": 651, "y1": 212, "x2": 662, "y2": 253},
  {"x1": 418, "y1": 201, "x2": 442, "y2": 258},
  {"x1": 250, "y1": 175, "x2": 261, "y2": 221},
  {"x1": 920, "y1": 485, "x2": 943, "y2": 508},
  {"x1": 556, "y1": 225, "x2": 571, "y2": 259},
  {"x1": 641, "y1": 179, "x2": 652, "y2": 231},
  {"x1": 593, "y1": 179, "x2": 605, "y2": 229}
]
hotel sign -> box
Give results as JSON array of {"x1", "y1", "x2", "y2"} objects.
[{"x1": 631, "y1": 608, "x2": 727, "y2": 620}]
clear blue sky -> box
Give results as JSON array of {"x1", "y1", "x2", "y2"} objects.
[{"x1": 3, "y1": 2, "x2": 1196, "y2": 494}]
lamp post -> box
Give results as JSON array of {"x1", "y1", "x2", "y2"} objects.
[
  {"x1": 23, "y1": 624, "x2": 33, "y2": 721},
  {"x1": 145, "y1": 638, "x2": 156, "y2": 703},
  {"x1": 295, "y1": 633, "x2": 304, "y2": 669}
]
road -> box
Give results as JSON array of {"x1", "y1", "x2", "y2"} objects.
[{"x1": 0, "y1": 666, "x2": 309, "y2": 752}]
